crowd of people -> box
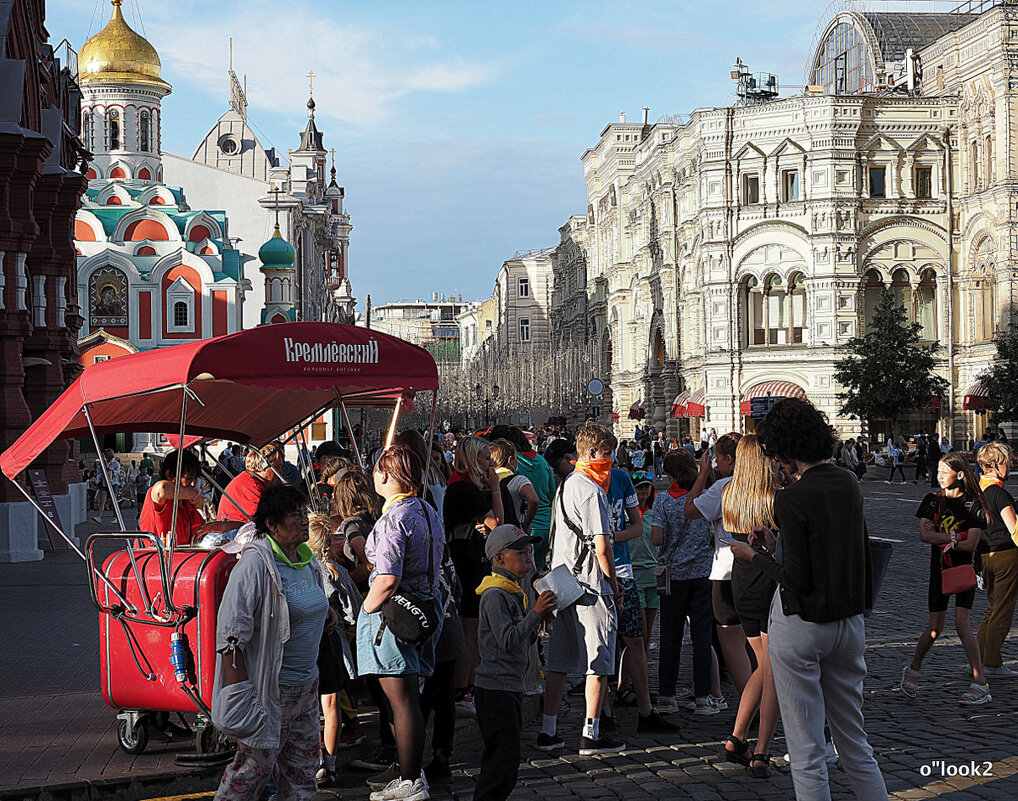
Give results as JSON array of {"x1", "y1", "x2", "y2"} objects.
[{"x1": 97, "y1": 398, "x2": 1018, "y2": 801}]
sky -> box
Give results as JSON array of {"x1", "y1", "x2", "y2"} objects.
[{"x1": 48, "y1": 0, "x2": 963, "y2": 307}]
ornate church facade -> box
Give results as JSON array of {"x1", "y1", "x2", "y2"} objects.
[{"x1": 552, "y1": 2, "x2": 1016, "y2": 446}]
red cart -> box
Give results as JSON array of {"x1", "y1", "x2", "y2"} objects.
[{"x1": 1, "y1": 322, "x2": 438, "y2": 754}]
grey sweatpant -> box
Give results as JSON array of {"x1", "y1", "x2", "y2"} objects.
[{"x1": 768, "y1": 595, "x2": 888, "y2": 801}]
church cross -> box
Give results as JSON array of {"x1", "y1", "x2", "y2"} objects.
[{"x1": 306, "y1": 70, "x2": 316, "y2": 96}]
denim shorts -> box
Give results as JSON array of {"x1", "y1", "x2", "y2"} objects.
[{"x1": 355, "y1": 587, "x2": 442, "y2": 678}]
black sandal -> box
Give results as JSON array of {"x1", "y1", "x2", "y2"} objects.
[
  {"x1": 749, "y1": 753, "x2": 771, "y2": 778},
  {"x1": 723, "y1": 736, "x2": 752, "y2": 766}
]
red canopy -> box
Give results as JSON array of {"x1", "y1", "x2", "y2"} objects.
[{"x1": 1, "y1": 323, "x2": 438, "y2": 479}]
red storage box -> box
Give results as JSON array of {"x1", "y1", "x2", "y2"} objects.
[{"x1": 98, "y1": 548, "x2": 237, "y2": 713}]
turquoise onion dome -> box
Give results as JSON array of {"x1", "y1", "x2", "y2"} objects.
[{"x1": 259, "y1": 224, "x2": 296, "y2": 268}]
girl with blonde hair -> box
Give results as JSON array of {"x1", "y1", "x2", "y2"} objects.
[{"x1": 721, "y1": 435, "x2": 781, "y2": 778}]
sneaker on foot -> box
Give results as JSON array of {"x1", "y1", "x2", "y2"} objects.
[
  {"x1": 535, "y1": 732, "x2": 565, "y2": 751},
  {"x1": 578, "y1": 733, "x2": 626, "y2": 755},
  {"x1": 710, "y1": 695, "x2": 728, "y2": 711},
  {"x1": 656, "y1": 696, "x2": 679, "y2": 713},
  {"x1": 369, "y1": 777, "x2": 429, "y2": 801},
  {"x1": 984, "y1": 665, "x2": 1018, "y2": 677},
  {"x1": 676, "y1": 686, "x2": 694, "y2": 701},
  {"x1": 693, "y1": 696, "x2": 720, "y2": 716},
  {"x1": 454, "y1": 693, "x2": 475, "y2": 718},
  {"x1": 316, "y1": 767, "x2": 338, "y2": 788},
  {"x1": 351, "y1": 745, "x2": 397, "y2": 772},
  {"x1": 366, "y1": 764, "x2": 400, "y2": 789},
  {"x1": 637, "y1": 709, "x2": 679, "y2": 733}
]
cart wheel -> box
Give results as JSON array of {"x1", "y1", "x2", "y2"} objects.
[
  {"x1": 117, "y1": 718, "x2": 148, "y2": 754},
  {"x1": 196, "y1": 724, "x2": 227, "y2": 755}
]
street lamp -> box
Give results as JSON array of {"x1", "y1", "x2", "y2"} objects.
[{"x1": 475, "y1": 382, "x2": 500, "y2": 427}]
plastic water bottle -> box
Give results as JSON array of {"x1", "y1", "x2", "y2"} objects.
[{"x1": 170, "y1": 632, "x2": 189, "y2": 683}]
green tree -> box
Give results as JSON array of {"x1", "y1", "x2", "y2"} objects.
[
  {"x1": 834, "y1": 290, "x2": 948, "y2": 433},
  {"x1": 977, "y1": 314, "x2": 1018, "y2": 423}
]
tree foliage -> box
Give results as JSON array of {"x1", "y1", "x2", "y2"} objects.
[
  {"x1": 834, "y1": 290, "x2": 948, "y2": 429},
  {"x1": 977, "y1": 315, "x2": 1018, "y2": 423}
]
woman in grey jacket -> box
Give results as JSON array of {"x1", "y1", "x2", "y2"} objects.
[{"x1": 211, "y1": 484, "x2": 336, "y2": 801}]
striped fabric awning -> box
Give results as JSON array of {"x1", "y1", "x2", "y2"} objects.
[
  {"x1": 671, "y1": 390, "x2": 690, "y2": 418},
  {"x1": 740, "y1": 380, "x2": 806, "y2": 416},
  {"x1": 685, "y1": 388, "x2": 706, "y2": 418},
  {"x1": 963, "y1": 382, "x2": 991, "y2": 412}
]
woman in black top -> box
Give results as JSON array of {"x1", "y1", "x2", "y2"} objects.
[
  {"x1": 730, "y1": 399, "x2": 887, "y2": 801},
  {"x1": 973, "y1": 442, "x2": 1018, "y2": 676},
  {"x1": 900, "y1": 452, "x2": 987, "y2": 705}
]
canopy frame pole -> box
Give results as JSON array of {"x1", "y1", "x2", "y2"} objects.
[
  {"x1": 167, "y1": 389, "x2": 189, "y2": 557},
  {"x1": 424, "y1": 391, "x2": 438, "y2": 482},
  {"x1": 384, "y1": 395, "x2": 404, "y2": 449},
  {"x1": 338, "y1": 396, "x2": 363, "y2": 468},
  {"x1": 9, "y1": 481, "x2": 88, "y2": 563},
  {"x1": 266, "y1": 397, "x2": 340, "y2": 452},
  {"x1": 197, "y1": 448, "x2": 253, "y2": 523},
  {"x1": 295, "y1": 422, "x2": 320, "y2": 507},
  {"x1": 84, "y1": 404, "x2": 127, "y2": 533}
]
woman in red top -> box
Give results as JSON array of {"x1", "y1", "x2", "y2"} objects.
[
  {"x1": 139, "y1": 449, "x2": 205, "y2": 546},
  {"x1": 217, "y1": 441, "x2": 284, "y2": 522}
]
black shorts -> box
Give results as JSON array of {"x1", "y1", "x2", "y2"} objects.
[
  {"x1": 712, "y1": 580, "x2": 740, "y2": 626},
  {"x1": 731, "y1": 560, "x2": 776, "y2": 639},
  {"x1": 449, "y1": 535, "x2": 486, "y2": 618},
  {"x1": 928, "y1": 561, "x2": 975, "y2": 612},
  {"x1": 317, "y1": 629, "x2": 347, "y2": 695}
]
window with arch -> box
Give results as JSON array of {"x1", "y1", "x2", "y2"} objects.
[
  {"x1": 109, "y1": 109, "x2": 120, "y2": 150},
  {"x1": 864, "y1": 268, "x2": 939, "y2": 340},
  {"x1": 812, "y1": 20, "x2": 875, "y2": 94},
  {"x1": 140, "y1": 111, "x2": 150, "y2": 152},
  {"x1": 745, "y1": 274, "x2": 806, "y2": 346},
  {"x1": 173, "y1": 301, "x2": 189, "y2": 328},
  {"x1": 916, "y1": 269, "x2": 937, "y2": 340},
  {"x1": 985, "y1": 135, "x2": 993, "y2": 186},
  {"x1": 862, "y1": 270, "x2": 885, "y2": 332},
  {"x1": 971, "y1": 141, "x2": 979, "y2": 190},
  {"x1": 82, "y1": 112, "x2": 92, "y2": 150}
]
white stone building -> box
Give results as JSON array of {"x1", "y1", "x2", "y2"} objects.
[{"x1": 550, "y1": 2, "x2": 1016, "y2": 446}]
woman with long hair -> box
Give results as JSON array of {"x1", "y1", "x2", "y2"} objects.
[
  {"x1": 443, "y1": 436, "x2": 503, "y2": 706},
  {"x1": 900, "y1": 451, "x2": 989, "y2": 705},
  {"x1": 333, "y1": 468, "x2": 381, "y2": 589},
  {"x1": 356, "y1": 445, "x2": 445, "y2": 801},
  {"x1": 720, "y1": 435, "x2": 780, "y2": 777}
]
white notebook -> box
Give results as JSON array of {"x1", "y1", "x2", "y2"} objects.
[{"x1": 534, "y1": 564, "x2": 586, "y2": 614}]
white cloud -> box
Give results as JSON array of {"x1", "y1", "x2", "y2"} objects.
[{"x1": 133, "y1": 0, "x2": 497, "y2": 129}]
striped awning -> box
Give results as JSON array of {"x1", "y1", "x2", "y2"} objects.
[
  {"x1": 685, "y1": 388, "x2": 706, "y2": 418},
  {"x1": 628, "y1": 401, "x2": 646, "y2": 420},
  {"x1": 671, "y1": 390, "x2": 690, "y2": 418},
  {"x1": 963, "y1": 381, "x2": 991, "y2": 412},
  {"x1": 740, "y1": 380, "x2": 806, "y2": 416}
]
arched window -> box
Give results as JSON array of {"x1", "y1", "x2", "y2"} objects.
[
  {"x1": 766, "y1": 275, "x2": 787, "y2": 345},
  {"x1": 916, "y1": 269, "x2": 937, "y2": 340},
  {"x1": 971, "y1": 141, "x2": 979, "y2": 190},
  {"x1": 82, "y1": 112, "x2": 92, "y2": 149},
  {"x1": 109, "y1": 109, "x2": 120, "y2": 150},
  {"x1": 139, "y1": 111, "x2": 150, "y2": 152},
  {"x1": 789, "y1": 272, "x2": 806, "y2": 344},
  {"x1": 863, "y1": 270, "x2": 885, "y2": 333},
  {"x1": 980, "y1": 277, "x2": 999, "y2": 342},
  {"x1": 812, "y1": 20, "x2": 876, "y2": 94},
  {"x1": 890, "y1": 269, "x2": 911, "y2": 311},
  {"x1": 985, "y1": 135, "x2": 993, "y2": 186},
  {"x1": 173, "y1": 301, "x2": 189, "y2": 328}
]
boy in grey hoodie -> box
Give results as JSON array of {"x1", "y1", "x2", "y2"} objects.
[{"x1": 473, "y1": 525, "x2": 557, "y2": 801}]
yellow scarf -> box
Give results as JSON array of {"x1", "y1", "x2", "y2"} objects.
[
  {"x1": 980, "y1": 476, "x2": 1002, "y2": 491},
  {"x1": 382, "y1": 492, "x2": 415, "y2": 515},
  {"x1": 476, "y1": 572, "x2": 529, "y2": 608},
  {"x1": 494, "y1": 467, "x2": 514, "y2": 481}
]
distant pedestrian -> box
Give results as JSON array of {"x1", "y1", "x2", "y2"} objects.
[
  {"x1": 914, "y1": 436, "x2": 928, "y2": 484},
  {"x1": 885, "y1": 439, "x2": 906, "y2": 484},
  {"x1": 731, "y1": 398, "x2": 888, "y2": 801},
  {"x1": 926, "y1": 434, "x2": 942, "y2": 488}
]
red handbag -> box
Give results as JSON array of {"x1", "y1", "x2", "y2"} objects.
[{"x1": 941, "y1": 562, "x2": 977, "y2": 595}]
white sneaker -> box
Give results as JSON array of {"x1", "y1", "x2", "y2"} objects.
[
  {"x1": 693, "y1": 696, "x2": 720, "y2": 716},
  {"x1": 984, "y1": 665, "x2": 1018, "y2": 678},
  {"x1": 369, "y1": 777, "x2": 429, "y2": 801},
  {"x1": 710, "y1": 695, "x2": 728, "y2": 711},
  {"x1": 676, "y1": 686, "x2": 694, "y2": 701},
  {"x1": 656, "y1": 696, "x2": 679, "y2": 713}
]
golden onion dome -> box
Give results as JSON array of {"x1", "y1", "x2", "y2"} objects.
[{"x1": 78, "y1": 0, "x2": 170, "y2": 92}]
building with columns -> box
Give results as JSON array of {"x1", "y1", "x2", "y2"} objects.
[
  {"x1": 550, "y1": 2, "x2": 1016, "y2": 446},
  {"x1": 0, "y1": 0, "x2": 89, "y2": 560}
]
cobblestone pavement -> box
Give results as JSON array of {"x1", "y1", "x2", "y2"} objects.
[{"x1": 2, "y1": 479, "x2": 1018, "y2": 799}]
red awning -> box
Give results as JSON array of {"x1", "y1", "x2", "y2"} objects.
[
  {"x1": 740, "y1": 380, "x2": 807, "y2": 416},
  {"x1": 628, "y1": 402, "x2": 646, "y2": 420},
  {"x1": 963, "y1": 382, "x2": 991, "y2": 412},
  {"x1": 671, "y1": 390, "x2": 690, "y2": 418},
  {"x1": 685, "y1": 388, "x2": 706, "y2": 418},
  {"x1": 1, "y1": 322, "x2": 438, "y2": 480}
]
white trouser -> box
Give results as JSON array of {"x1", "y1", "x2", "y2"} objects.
[{"x1": 768, "y1": 594, "x2": 888, "y2": 801}]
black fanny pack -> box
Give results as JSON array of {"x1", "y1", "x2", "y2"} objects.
[{"x1": 377, "y1": 499, "x2": 441, "y2": 646}]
